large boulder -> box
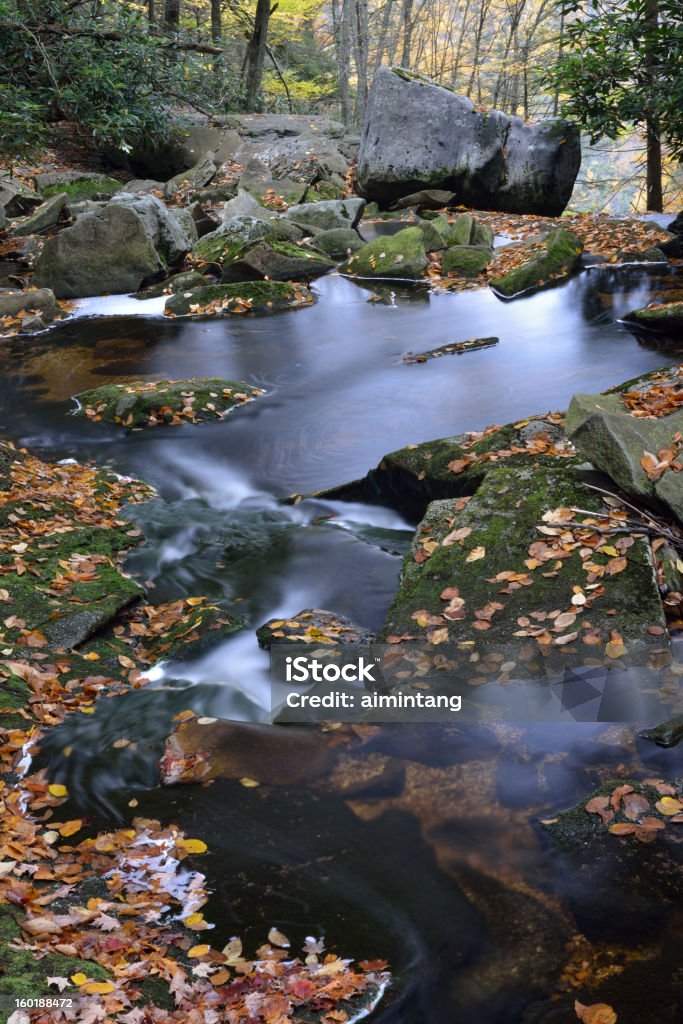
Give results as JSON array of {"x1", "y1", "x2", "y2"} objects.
[
  {"x1": 340, "y1": 226, "x2": 428, "y2": 279},
  {"x1": 34, "y1": 205, "x2": 163, "y2": 298},
  {"x1": 0, "y1": 288, "x2": 57, "y2": 324},
  {"x1": 358, "y1": 67, "x2": 581, "y2": 216},
  {"x1": 308, "y1": 227, "x2": 364, "y2": 260},
  {"x1": 285, "y1": 198, "x2": 365, "y2": 232},
  {"x1": 220, "y1": 240, "x2": 334, "y2": 283},
  {"x1": 566, "y1": 374, "x2": 683, "y2": 524},
  {"x1": 109, "y1": 192, "x2": 192, "y2": 265}
]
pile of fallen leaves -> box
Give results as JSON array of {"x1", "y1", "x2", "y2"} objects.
[
  {"x1": 584, "y1": 779, "x2": 683, "y2": 843},
  {"x1": 446, "y1": 416, "x2": 574, "y2": 477},
  {"x1": 621, "y1": 367, "x2": 683, "y2": 419},
  {"x1": 78, "y1": 379, "x2": 264, "y2": 430}
]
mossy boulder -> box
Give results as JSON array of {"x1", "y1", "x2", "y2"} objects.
[
  {"x1": 306, "y1": 227, "x2": 363, "y2": 260},
  {"x1": 381, "y1": 462, "x2": 667, "y2": 670},
  {"x1": 133, "y1": 270, "x2": 211, "y2": 299},
  {"x1": 340, "y1": 226, "x2": 428, "y2": 279},
  {"x1": 489, "y1": 227, "x2": 583, "y2": 297},
  {"x1": 415, "y1": 217, "x2": 447, "y2": 252},
  {"x1": 165, "y1": 280, "x2": 315, "y2": 317},
  {"x1": 193, "y1": 215, "x2": 302, "y2": 267},
  {"x1": 36, "y1": 171, "x2": 122, "y2": 202},
  {"x1": 316, "y1": 414, "x2": 574, "y2": 521},
  {"x1": 566, "y1": 386, "x2": 683, "y2": 524},
  {"x1": 74, "y1": 377, "x2": 264, "y2": 430},
  {"x1": 109, "y1": 193, "x2": 192, "y2": 265},
  {"x1": 442, "y1": 244, "x2": 492, "y2": 277},
  {"x1": 220, "y1": 239, "x2": 334, "y2": 283},
  {"x1": 625, "y1": 300, "x2": 683, "y2": 333}
]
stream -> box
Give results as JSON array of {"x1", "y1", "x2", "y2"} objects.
[{"x1": 4, "y1": 258, "x2": 683, "y2": 1022}]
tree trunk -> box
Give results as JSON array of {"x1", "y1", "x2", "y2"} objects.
[
  {"x1": 353, "y1": 0, "x2": 369, "y2": 123},
  {"x1": 147, "y1": 0, "x2": 155, "y2": 24},
  {"x1": 164, "y1": 0, "x2": 180, "y2": 30},
  {"x1": 400, "y1": 0, "x2": 413, "y2": 67},
  {"x1": 210, "y1": 0, "x2": 222, "y2": 43},
  {"x1": 244, "y1": 0, "x2": 270, "y2": 111},
  {"x1": 646, "y1": 120, "x2": 663, "y2": 211},
  {"x1": 332, "y1": 0, "x2": 353, "y2": 125}
]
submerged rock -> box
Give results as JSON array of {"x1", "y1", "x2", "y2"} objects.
[
  {"x1": 625, "y1": 300, "x2": 683, "y2": 333},
  {"x1": 489, "y1": 228, "x2": 583, "y2": 297},
  {"x1": 566, "y1": 376, "x2": 683, "y2": 524},
  {"x1": 640, "y1": 714, "x2": 683, "y2": 747},
  {"x1": 220, "y1": 239, "x2": 334, "y2": 283},
  {"x1": 164, "y1": 280, "x2": 315, "y2": 317},
  {"x1": 257, "y1": 609, "x2": 374, "y2": 647},
  {"x1": 340, "y1": 226, "x2": 428, "y2": 279},
  {"x1": 74, "y1": 377, "x2": 264, "y2": 430},
  {"x1": 358, "y1": 66, "x2": 581, "y2": 215},
  {"x1": 34, "y1": 204, "x2": 163, "y2": 298},
  {"x1": 403, "y1": 337, "x2": 499, "y2": 362}
]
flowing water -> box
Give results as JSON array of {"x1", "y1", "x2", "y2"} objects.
[{"x1": 5, "y1": 260, "x2": 683, "y2": 1022}]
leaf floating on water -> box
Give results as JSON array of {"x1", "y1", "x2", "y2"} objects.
[
  {"x1": 178, "y1": 838, "x2": 208, "y2": 854},
  {"x1": 575, "y1": 1001, "x2": 617, "y2": 1024},
  {"x1": 268, "y1": 927, "x2": 291, "y2": 948}
]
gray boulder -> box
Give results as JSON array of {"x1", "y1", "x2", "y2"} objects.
[
  {"x1": 221, "y1": 187, "x2": 264, "y2": 222},
  {"x1": 34, "y1": 205, "x2": 163, "y2": 298},
  {"x1": 285, "y1": 198, "x2": 365, "y2": 232},
  {"x1": 0, "y1": 175, "x2": 42, "y2": 217},
  {"x1": 220, "y1": 240, "x2": 334, "y2": 283},
  {"x1": 121, "y1": 179, "x2": 166, "y2": 194},
  {"x1": 34, "y1": 171, "x2": 121, "y2": 201},
  {"x1": 109, "y1": 192, "x2": 192, "y2": 265},
  {"x1": 67, "y1": 199, "x2": 107, "y2": 218},
  {"x1": 8, "y1": 192, "x2": 68, "y2": 237},
  {"x1": 307, "y1": 227, "x2": 363, "y2": 260},
  {"x1": 358, "y1": 67, "x2": 581, "y2": 216},
  {"x1": 566, "y1": 386, "x2": 683, "y2": 524},
  {"x1": 0, "y1": 288, "x2": 57, "y2": 321},
  {"x1": 239, "y1": 158, "x2": 308, "y2": 206},
  {"x1": 340, "y1": 226, "x2": 427, "y2": 279},
  {"x1": 165, "y1": 151, "x2": 217, "y2": 195}
]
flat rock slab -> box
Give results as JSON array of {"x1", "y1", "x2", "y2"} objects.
[
  {"x1": 381, "y1": 462, "x2": 667, "y2": 674},
  {"x1": 8, "y1": 192, "x2": 68, "y2": 237},
  {"x1": 566, "y1": 380, "x2": 683, "y2": 523},
  {"x1": 74, "y1": 377, "x2": 264, "y2": 430}
]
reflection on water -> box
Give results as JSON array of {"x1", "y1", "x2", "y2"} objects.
[{"x1": 6, "y1": 263, "x2": 683, "y2": 1022}]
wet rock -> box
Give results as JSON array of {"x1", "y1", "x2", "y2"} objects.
[
  {"x1": 640, "y1": 714, "x2": 683, "y2": 747},
  {"x1": 160, "y1": 717, "x2": 335, "y2": 785},
  {"x1": 306, "y1": 227, "x2": 363, "y2": 260},
  {"x1": 393, "y1": 189, "x2": 457, "y2": 210},
  {"x1": 442, "y1": 244, "x2": 493, "y2": 277},
  {"x1": 164, "y1": 280, "x2": 315, "y2": 317},
  {"x1": 285, "y1": 198, "x2": 365, "y2": 232},
  {"x1": 35, "y1": 171, "x2": 122, "y2": 201},
  {"x1": 316, "y1": 414, "x2": 572, "y2": 521},
  {"x1": 403, "y1": 337, "x2": 499, "y2": 362},
  {"x1": 0, "y1": 287, "x2": 57, "y2": 322},
  {"x1": 0, "y1": 174, "x2": 42, "y2": 216},
  {"x1": 257, "y1": 609, "x2": 374, "y2": 647},
  {"x1": 668, "y1": 211, "x2": 683, "y2": 235},
  {"x1": 134, "y1": 269, "x2": 211, "y2": 299},
  {"x1": 220, "y1": 239, "x2": 334, "y2": 283},
  {"x1": 109, "y1": 192, "x2": 192, "y2": 265},
  {"x1": 566, "y1": 386, "x2": 683, "y2": 524},
  {"x1": 618, "y1": 246, "x2": 667, "y2": 263},
  {"x1": 489, "y1": 228, "x2": 583, "y2": 297},
  {"x1": 164, "y1": 150, "x2": 216, "y2": 194},
  {"x1": 7, "y1": 192, "x2": 68, "y2": 237},
  {"x1": 625, "y1": 300, "x2": 683, "y2": 333},
  {"x1": 74, "y1": 377, "x2": 263, "y2": 430},
  {"x1": 434, "y1": 212, "x2": 494, "y2": 248},
  {"x1": 340, "y1": 226, "x2": 428, "y2": 279},
  {"x1": 239, "y1": 157, "x2": 309, "y2": 206},
  {"x1": 193, "y1": 214, "x2": 303, "y2": 269},
  {"x1": 358, "y1": 66, "x2": 581, "y2": 215},
  {"x1": 34, "y1": 205, "x2": 162, "y2": 298},
  {"x1": 381, "y1": 462, "x2": 667, "y2": 667},
  {"x1": 540, "y1": 779, "x2": 683, "y2": 940}
]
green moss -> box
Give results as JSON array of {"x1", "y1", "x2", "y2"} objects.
[
  {"x1": 165, "y1": 281, "x2": 315, "y2": 317},
  {"x1": 489, "y1": 228, "x2": 583, "y2": 298},
  {"x1": 442, "y1": 244, "x2": 492, "y2": 277},
  {"x1": 0, "y1": 905, "x2": 110, "y2": 1001},
  {"x1": 74, "y1": 377, "x2": 263, "y2": 430},
  {"x1": 42, "y1": 177, "x2": 121, "y2": 201},
  {"x1": 626, "y1": 301, "x2": 683, "y2": 331},
  {"x1": 193, "y1": 231, "x2": 252, "y2": 266},
  {"x1": 134, "y1": 270, "x2": 211, "y2": 299},
  {"x1": 340, "y1": 226, "x2": 428, "y2": 279}
]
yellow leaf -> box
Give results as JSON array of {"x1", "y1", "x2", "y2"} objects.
[
  {"x1": 240, "y1": 777, "x2": 260, "y2": 787},
  {"x1": 48, "y1": 784, "x2": 67, "y2": 798},
  {"x1": 465, "y1": 546, "x2": 486, "y2": 562},
  {"x1": 188, "y1": 944, "x2": 210, "y2": 958},
  {"x1": 602, "y1": 546, "x2": 619, "y2": 557},
  {"x1": 178, "y1": 838, "x2": 208, "y2": 854},
  {"x1": 186, "y1": 597, "x2": 206, "y2": 607},
  {"x1": 83, "y1": 651, "x2": 100, "y2": 661},
  {"x1": 83, "y1": 982, "x2": 115, "y2": 995},
  {"x1": 58, "y1": 820, "x2": 82, "y2": 837},
  {"x1": 71, "y1": 973, "x2": 88, "y2": 986},
  {"x1": 185, "y1": 912, "x2": 207, "y2": 929},
  {"x1": 656, "y1": 796, "x2": 683, "y2": 815}
]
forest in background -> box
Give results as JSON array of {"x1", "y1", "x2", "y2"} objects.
[{"x1": 1, "y1": 0, "x2": 682, "y2": 213}]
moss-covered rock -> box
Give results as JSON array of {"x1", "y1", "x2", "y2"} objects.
[
  {"x1": 285, "y1": 198, "x2": 365, "y2": 231},
  {"x1": 192, "y1": 215, "x2": 302, "y2": 266},
  {"x1": 74, "y1": 377, "x2": 264, "y2": 430},
  {"x1": 220, "y1": 239, "x2": 334, "y2": 283},
  {"x1": 36, "y1": 172, "x2": 122, "y2": 202},
  {"x1": 625, "y1": 300, "x2": 683, "y2": 333},
  {"x1": 380, "y1": 463, "x2": 666, "y2": 669},
  {"x1": 133, "y1": 270, "x2": 211, "y2": 299},
  {"x1": 442, "y1": 244, "x2": 492, "y2": 277},
  {"x1": 306, "y1": 227, "x2": 363, "y2": 260},
  {"x1": 340, "y1": 226, "x2": 428, "y2": 279},
  {"x1": 415, "y1": 217, "x2": 447, "y2": 252},
  {"x1": 164, "y1": 280, "x2": 315, "y2": 317},
  {"x1": 256, "y1": 609, "x2": 374, "y2": 647},
  {"x1": 489, "y1": 227, "x2": 583, "y2": 297}
]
